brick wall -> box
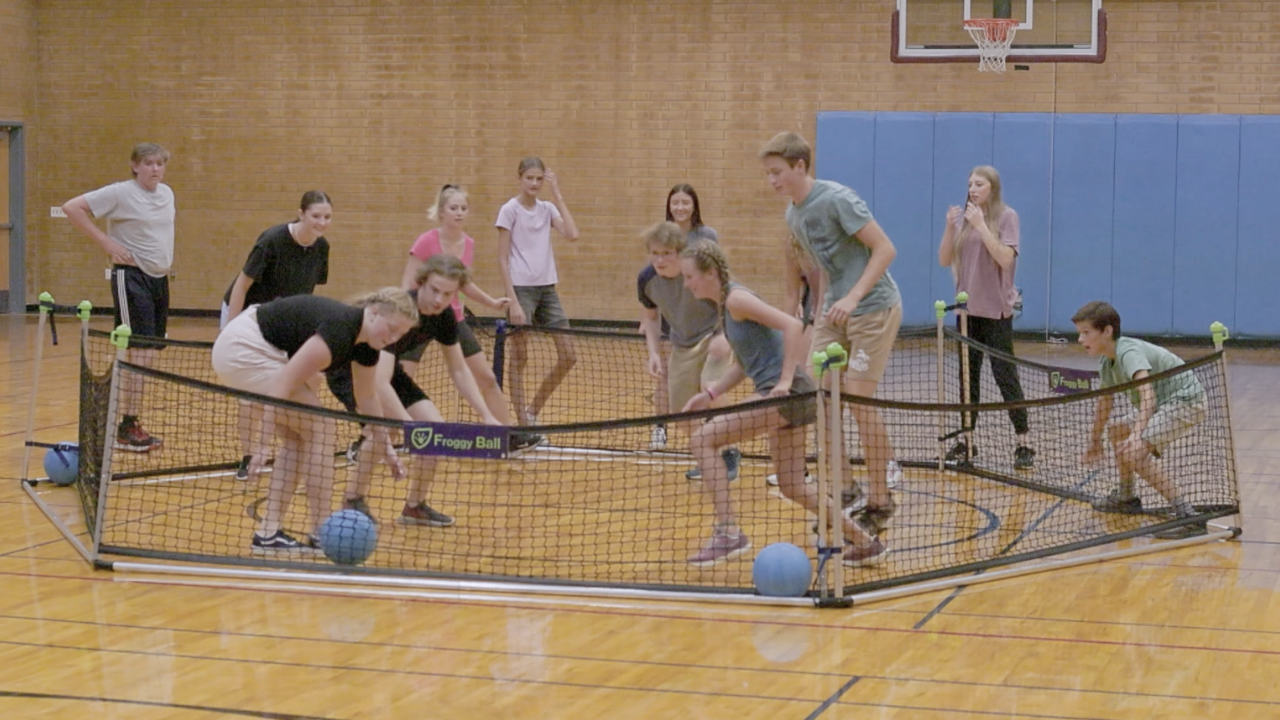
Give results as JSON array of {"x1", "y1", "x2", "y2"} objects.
[{"x1": 19, "y1": 0, "x2": 1280, "y2": 320}]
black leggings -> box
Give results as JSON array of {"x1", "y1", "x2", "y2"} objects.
[{"x1": 958, "y1": 314, "x2": 1028, "y2": 435}]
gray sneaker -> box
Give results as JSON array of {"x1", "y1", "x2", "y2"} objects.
[
  {"x1": 687, "y1": 447, "x2": 741, "y2": 481},
  {"x1": 688, "y1": 529, "x2": 750, "y2": 566},
  {"x1": 1092, "y1": 490, "x2": 1143, "y2": 514},
  {"x1": 398, "y1": 501, "x2": 455, "y2": 527}
]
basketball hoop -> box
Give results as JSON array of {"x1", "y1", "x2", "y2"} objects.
[{"x1": 963, "y1": 18, "x2": 1018, "y2": 73}]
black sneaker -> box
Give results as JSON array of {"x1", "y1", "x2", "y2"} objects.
[
  {"x1": 509, "y1": 431, "x2": 546, "y2": 457},
  {"x1": 1152, "y1": 521, "x2": 1208, "y2": 540},
  {"x1": 343, "y1": 495, "x2": 378, "y2": 524},
  {"x1": 945, "y1": 441, "x2": 975, "y2": 466},
  {"x1": 398, "y1": 501, "x2": 455, "y2": 527},
  {"x1": 234, "y1": 454, "x2": 252, "y2": 481},
  {"x1": 1092, "y1": 490, "x2": 1143, "y2": 514},
  {"x1": 251, "y1": 529, "x2": 321, "y2": 554},
  {"x1": 1014, "y1": 446, "x2": 1036, "y2": 469}
]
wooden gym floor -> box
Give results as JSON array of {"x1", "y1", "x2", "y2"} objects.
[{"x1": 2, "y1": 314, "x2": 1277, "y2": 719}]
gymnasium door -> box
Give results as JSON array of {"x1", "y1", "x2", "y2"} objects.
[
  {"x1": 1, "y1": 123, "x2": 26, "y2": 314},
  {"x1": 1, "y1": 130, "x2": 9, "y2": 311}
]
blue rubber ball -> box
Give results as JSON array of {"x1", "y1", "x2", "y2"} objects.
[
  {"x1": 752, "y1": 542, "x2": 812, "y2": 597},
  {"x1": 318, "y1": 509, "x2": 378, "y2": 566},
  {"x1": 43, "y1": 443, "x2": 79, "y2": 487}
]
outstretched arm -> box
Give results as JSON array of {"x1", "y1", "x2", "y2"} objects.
[
  {"x1": 1084, "y1": 393, "x2": 1114, "y2": 466},
  {"x1": 460, "y1": 280, "x2": 510, "y2": 312},
  {"x1": 441, "y1": 343, "x2": 500, "y2": 424},
  {"x1": 826, "y1": 220, "x2": 896, "y2": 325}
]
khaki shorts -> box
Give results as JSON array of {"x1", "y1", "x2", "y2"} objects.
[
  {"x1": 811, "y1": 302, "x2": 902, "y2": 384},
  {"x1": 211, "y1": 306, "x2": 288, "y2": 396},
  {"x1": 667, "y1": 332, "x2": 733, "y2": 412},
  {"x1": 1117, "y1": 397, "x2": 1207, "y2": 455}
]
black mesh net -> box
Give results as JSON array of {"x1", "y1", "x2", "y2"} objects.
[{"x1": 76, "y1": 321, "x2": 1239, "y2": 597}]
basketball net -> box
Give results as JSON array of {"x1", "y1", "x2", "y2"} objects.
[{"x1": 964, "y1": 18, "x2": 1018, "y2": 73}]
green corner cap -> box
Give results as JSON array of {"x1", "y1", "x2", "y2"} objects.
[
  {"x1": 1210, "y1": 321, "x2": 1229, "y2": 347},
  {"x1": 38, "y1": 291, "x2": 54, "y2": 312},
  {"x1": 934, "y1": 299, "x2": 946, "y2": 318},
  {"x1": 110, "y1": 324, "x2": 133, "y2": 349},
  {"x1": 955, "y1": 291, "x2": 969, "y2": 303},
  {"x1": 77, "y1": 300, "x2": 93, "y2": 320}
]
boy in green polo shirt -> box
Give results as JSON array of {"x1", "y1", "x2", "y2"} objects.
[{"x1": 1072, "y1": 301, "x2": 1208, "y2": 539}]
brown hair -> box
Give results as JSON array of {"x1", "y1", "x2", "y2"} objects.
[
  {"x1": 517, "y1": 157, "x2": 545, "y2": 176},
  {"x1": 641, "y1": 221, "x2": 686, "y2": 252},
  {"x1": 758, "y1": 131, "x2": 811, "y2": 171},
  {"x1": 1071, "y1": 300, "x2": 1122, "y2": 339},
  {"x1": 130, "y1": 142, "x2": 170, "y2": 175},
  {"x1": 413, "y1": 253, "x2": 471, "y2": 288}
]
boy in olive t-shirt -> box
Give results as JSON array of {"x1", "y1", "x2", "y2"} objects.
[{"x1": 1072, "y1": 301, "x2": 1208, "y2": 539}]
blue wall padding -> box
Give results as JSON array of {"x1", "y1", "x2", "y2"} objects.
[
  {"x1": 813, "y1": 113, "x2": 875, "y2": 206},
  {"x1": 1112, "y1": 115, "x2": 1178, "y2": 335},
  {"x1": 994, "y1": 113, "x2": 1054, "y2": 333},
  {"x1": 873, "y1": 113, "x2": 935, "y2": 324},
  {"x1": 1049, "y1": 115, "x2": 1115, "y2": 329},
  {"x1": 1172, "y1": 116, "x2": 1239, "y2": 335},
  {"x1": 815, "y1": 111, "x2": 1276, "y2": 337},
  {"x1": 1234, "y1": 117, "x2": 1280, "y2": 336}
]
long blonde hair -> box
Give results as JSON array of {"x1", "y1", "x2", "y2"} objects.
[
  {"x1": 679, "y1": 241, "x2": 732, "y2": 329},
  {"x1": 427, "y1": 184, "x2": 466, "y2": 222},
  {"x1": 954, "y1": 165, "x2": 1008, "y2": 273},
  {"x1": 350, "y1": 286, "x2": 419, "y2": 324}
]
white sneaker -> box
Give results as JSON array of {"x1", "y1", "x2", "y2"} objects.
[
  {"x1": 887, "y1": 460, "x2": 903, "y2": 489},
  {"x1": 650, "y1": 425, "x2": 667, "y2": 450}
]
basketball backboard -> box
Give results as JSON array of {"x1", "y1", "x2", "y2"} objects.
[{"x1": 892, "y1": 0, "x2": 1105, "y2": 64}]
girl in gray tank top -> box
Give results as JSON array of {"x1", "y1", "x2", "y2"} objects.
[{"x1": 676, "y1": 241, "x2": 884, "y2": 568}]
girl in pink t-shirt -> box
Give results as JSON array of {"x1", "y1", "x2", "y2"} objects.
[
  {"x1": 938, "y1": 165, "x2": 1034, "y2": 469},
  {"x1": 399, "y1": 185, "x2": 526, "y2": 435}
]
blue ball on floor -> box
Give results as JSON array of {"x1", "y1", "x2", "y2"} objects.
[
  {"x1": 43, "y1": 443, "x2": 79, "y2": 487},
  {"x1": 318, "y1": 509, "x2": 378, "y2": 566},
  {"x1": 753, "y1": 542, "x2": 812, "y2": 597}
]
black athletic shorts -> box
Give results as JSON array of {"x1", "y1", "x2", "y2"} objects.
[
  {"x1": 111, "y1": 265, "x2": 169, "y2": 338},
  {"x1": 327, "y1": 362, "x2": 429, "y2": 414}
]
